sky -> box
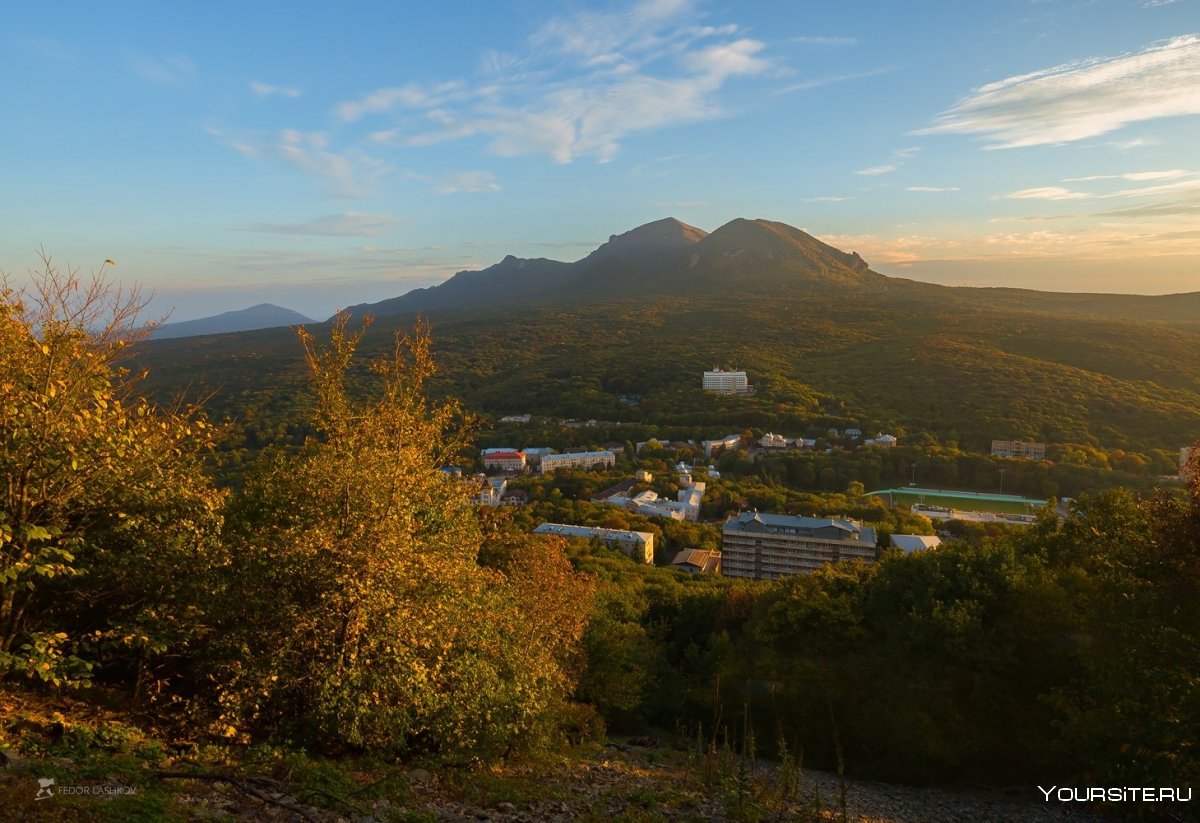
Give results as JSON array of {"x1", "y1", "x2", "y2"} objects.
[{"x1": 2, "y1": 0, "x2": 1198, "y2": 321}]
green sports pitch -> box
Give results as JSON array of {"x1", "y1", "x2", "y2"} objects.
[{"x1": 862, "y1": 487, "x2": 1047, "y2": 515}]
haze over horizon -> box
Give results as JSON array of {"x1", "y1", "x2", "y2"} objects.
[{"x1": 4, "y1": 0, "x2": 1199, "y2": 322}]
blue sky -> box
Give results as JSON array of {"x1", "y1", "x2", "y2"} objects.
[{"x1": 3, "y1": 0, "x2": 1198, "y2": 321}]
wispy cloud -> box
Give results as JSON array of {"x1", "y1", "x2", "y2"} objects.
[
  {"x1": 209, "y1": 126, "x2": 390, "y2": 197},
  {"x1": 1062, "y1": 169, "x2": 1187, "y2": 182},
  {"x1": 805, "y1": 195, "x2": 850, "y2": 202},
  {"x1": 1004, "y1": 186, "x2": 1090, "y2": 200},
  {"x1": 127, "y1": 53, "x2": 196, "y2": 84},
  {"x1": 917, "y1": 35, "x2": 1200, "y2": 148},
  {"x1": 1003, "y1": 174, "x2": 1200, "y2": 202},
  {"x1": 907, "y1": 186, "x2": 960, "y2": 192},
  {"x1": 250, "y1": 81, "x2": 301, "y2": 99},
  {"x1": 1106, "y1": 136, "x2": 1160, "y2": 150},
  {"x1": 407, "y1": 170, "x2": 502, "y2": 195},
  {"x1": 1143, "y1": 0, "x2": 1179, "y2": 7},
  {"x1": 235, "y1": 212, "x2": 405, "y2": 236},
  {"x1": 775, "y1": 66, "x2": 891, "y2": 95},
  {"x1": 1099, "y1": 201, "x2": 1200, "y2": 218},
  {"x1": 334, "y1": 0, "x2": 774, "y2": 164},
  {"x1": 274, "y1": 130, "x2": 390, "y2": 196},
  {"x1": 855, "y1": 164, "x2": 896, "y2": 176},
  {"x1": 336, "y1": 81, "x2": 467, "y2": 121}
]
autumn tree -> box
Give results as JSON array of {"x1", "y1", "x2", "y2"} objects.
[
  {"x1": 0, "y1": 254, "x2": 224, "y2": 691},
  {"x1": 216, "y1": 315, "x2": 593, "y2": 757}
]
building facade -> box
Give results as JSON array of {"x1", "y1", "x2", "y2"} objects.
[
  {"x1": 721, "y1": 512, "x2": 877, "y2": 580},
  {"x1": 482, "y1": 450, "x2": 527, "y2": 472},
  {"x1": 702, "y1": 368, "x2": 751, "y2": 394},
  {"x1": 532, "y1": 523, "x2": 654, "y2": 564},
  {"x1": 539, "y1": 450, "x2": 616, "y2": 474},
  {"x1": 991, "y1": 440, "x2": 1047, "y2": 460}
]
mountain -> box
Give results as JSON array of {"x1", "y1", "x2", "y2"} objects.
[
  {"x1": 150, "y1": 304, "x2": 315, "y2": 340},
  {"x1": 135, "y1": 217, "x2": 1200, "y2": 461},
  {"x1": 341, "y1": 217, "x2": 885, "y2": 318}
]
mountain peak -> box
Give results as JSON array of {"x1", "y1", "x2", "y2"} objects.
[
  {"x1": 150, "y1": 304, "x2": 314, "y2": 340},
  {"x1": 699, "y1": 218, "x2": 872, "y2": 278},
  {"x1": 582, "y1": 217, "x2": 708, "y2": 264}
]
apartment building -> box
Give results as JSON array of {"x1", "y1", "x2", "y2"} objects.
[
  {"x1": 702, "y1": 368, "x2": 751, "y2": 394},
  {"x1": 482, "y1": 450, "x2": 527, "y2": 472},
  {"x1": 539, "y1": 450, "x2": 616, "y2": 474},
  {"x1": 991, "y1": 440, "x2": 1047, "y2": 460},
  {"x1": 532, "y1": 523, "x2": 654, "y2": 564},
  {"x1": 721, "y1": 512, "x2": 877, "y2": 580}
]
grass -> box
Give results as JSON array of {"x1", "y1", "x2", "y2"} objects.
[
  {"x1": 1, "y1": 686, "x2": 845, "y2": 822},
  {"x1": 865, "y1": 488, "x2": 1046, "y2": 515}
]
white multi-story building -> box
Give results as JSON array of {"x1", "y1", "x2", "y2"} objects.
[
  {"x1": 721, "y1": 512, "x2": 877, "y2": 580},
  {"x1": 759, "y1": 433, "x2": 788, "y2": 449},
  {"x1": 605, "y1": 480, "x2": 706, "y2": 522},
  {"x1": 702, "y1": 368, "x2": 751, "y2": 394},
  {"x1": 539, "y1": 450, "x2": 616, "y2": 474},
  {"x1": 532, "y1": 523, "x2": 654, "y2": 564}
]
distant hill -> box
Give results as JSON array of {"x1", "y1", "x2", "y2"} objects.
[
  {"x1": 135, "y1": 217, "x2": 1200, "y2": 459},
  {"x1": 340, "y1": 217, "x2": 891, "y2": 319},
  {"x1": 341, "y1": 216, "x2": 1200, "y2": 330},
  {"x1": 150, "y1": 304, "x2": 314, "y2": 340}
]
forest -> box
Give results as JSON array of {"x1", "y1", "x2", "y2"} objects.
[{"x1": 2, "y1": 264, "x2": 1198, "y2": 819}]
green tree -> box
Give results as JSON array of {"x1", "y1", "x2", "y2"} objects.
[
  {"x1": 217, "y1": 316, "x2": 592, "y2": 756},
  {"x1": 0, "y1": 255, "x2": 223, "y2": 691}
]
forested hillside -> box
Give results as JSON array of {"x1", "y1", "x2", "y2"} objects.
[
  {"x1": 138, "y1": 293, "x2": 1200, "y2": 469},
  {"x1": 2, "y1": 264, "x2": 1198, "y2": 821}
]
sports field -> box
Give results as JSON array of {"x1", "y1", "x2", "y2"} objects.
[{"x1": 863, "y1": 487, "x2": 1047, "y2": 515}]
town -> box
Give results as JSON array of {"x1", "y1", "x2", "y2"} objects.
[{"x1": 448, "y1": 373, "x2": 1198, "y2": 581}]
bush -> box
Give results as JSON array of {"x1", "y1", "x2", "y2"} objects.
[{"x1": 215, "y1": 316, "x2": 593, "y2": 758}]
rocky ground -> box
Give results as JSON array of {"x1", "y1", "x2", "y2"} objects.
[{"x1": 0, "y1": 690, "x2": 1116, "y2": 822}]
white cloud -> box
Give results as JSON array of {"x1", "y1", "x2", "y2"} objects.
[
  {"x1": 682, "y1": 39, "x2": 769, "y2": 77},
  {"x1": 1004, "y1": 186, "x2": 1090, "y2": 200},
  {"x1": 907, "y1": 186, "x2": 960, "y2": 192},
  {"x1": 917, "y1": 35, "x2": 1200, "y2": 148},
  {"x1": 805, "y1": 196, "x2": 849, "y2": 202},
  {"x1": 1109, "y1": 175, "x2": 1200, "y2": 198},
  {"x1": 274, "y1": 130, "x2": 391, "y2": 196},
  {"x1": 428, "y1": 170, "x2": 502, "y2": 195},
  {"x1": 1106, "y1": 137, "x2": 1160, "y2": 150},
  {"x1": 855, "y1": 164, "x2": 896, "y2": 176},
  {"x1": 250, "y1": 81, "x2": 301, "y2": 99},
  {"x1": 127, "y1": 53, "x2": 196, "y2": 84},
  {"x1": 337, "y1": 81, "x2": 467, "y2": 121},
  {"x1": 1125, "y1": 169, "x2": 1188, "y2": 181},
  {"x1": 331, "y1": 0, "x2": 773, "y2": 164},
  {"x1": 1062, "y1": 169, "x2": 1187, "y2": 182},
  {"x1": 210, "y1": 127, "x2": 390, "y2": 197},
  {"x1": 236, "y1": 212, "x2": 406, "y2": 236}
]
